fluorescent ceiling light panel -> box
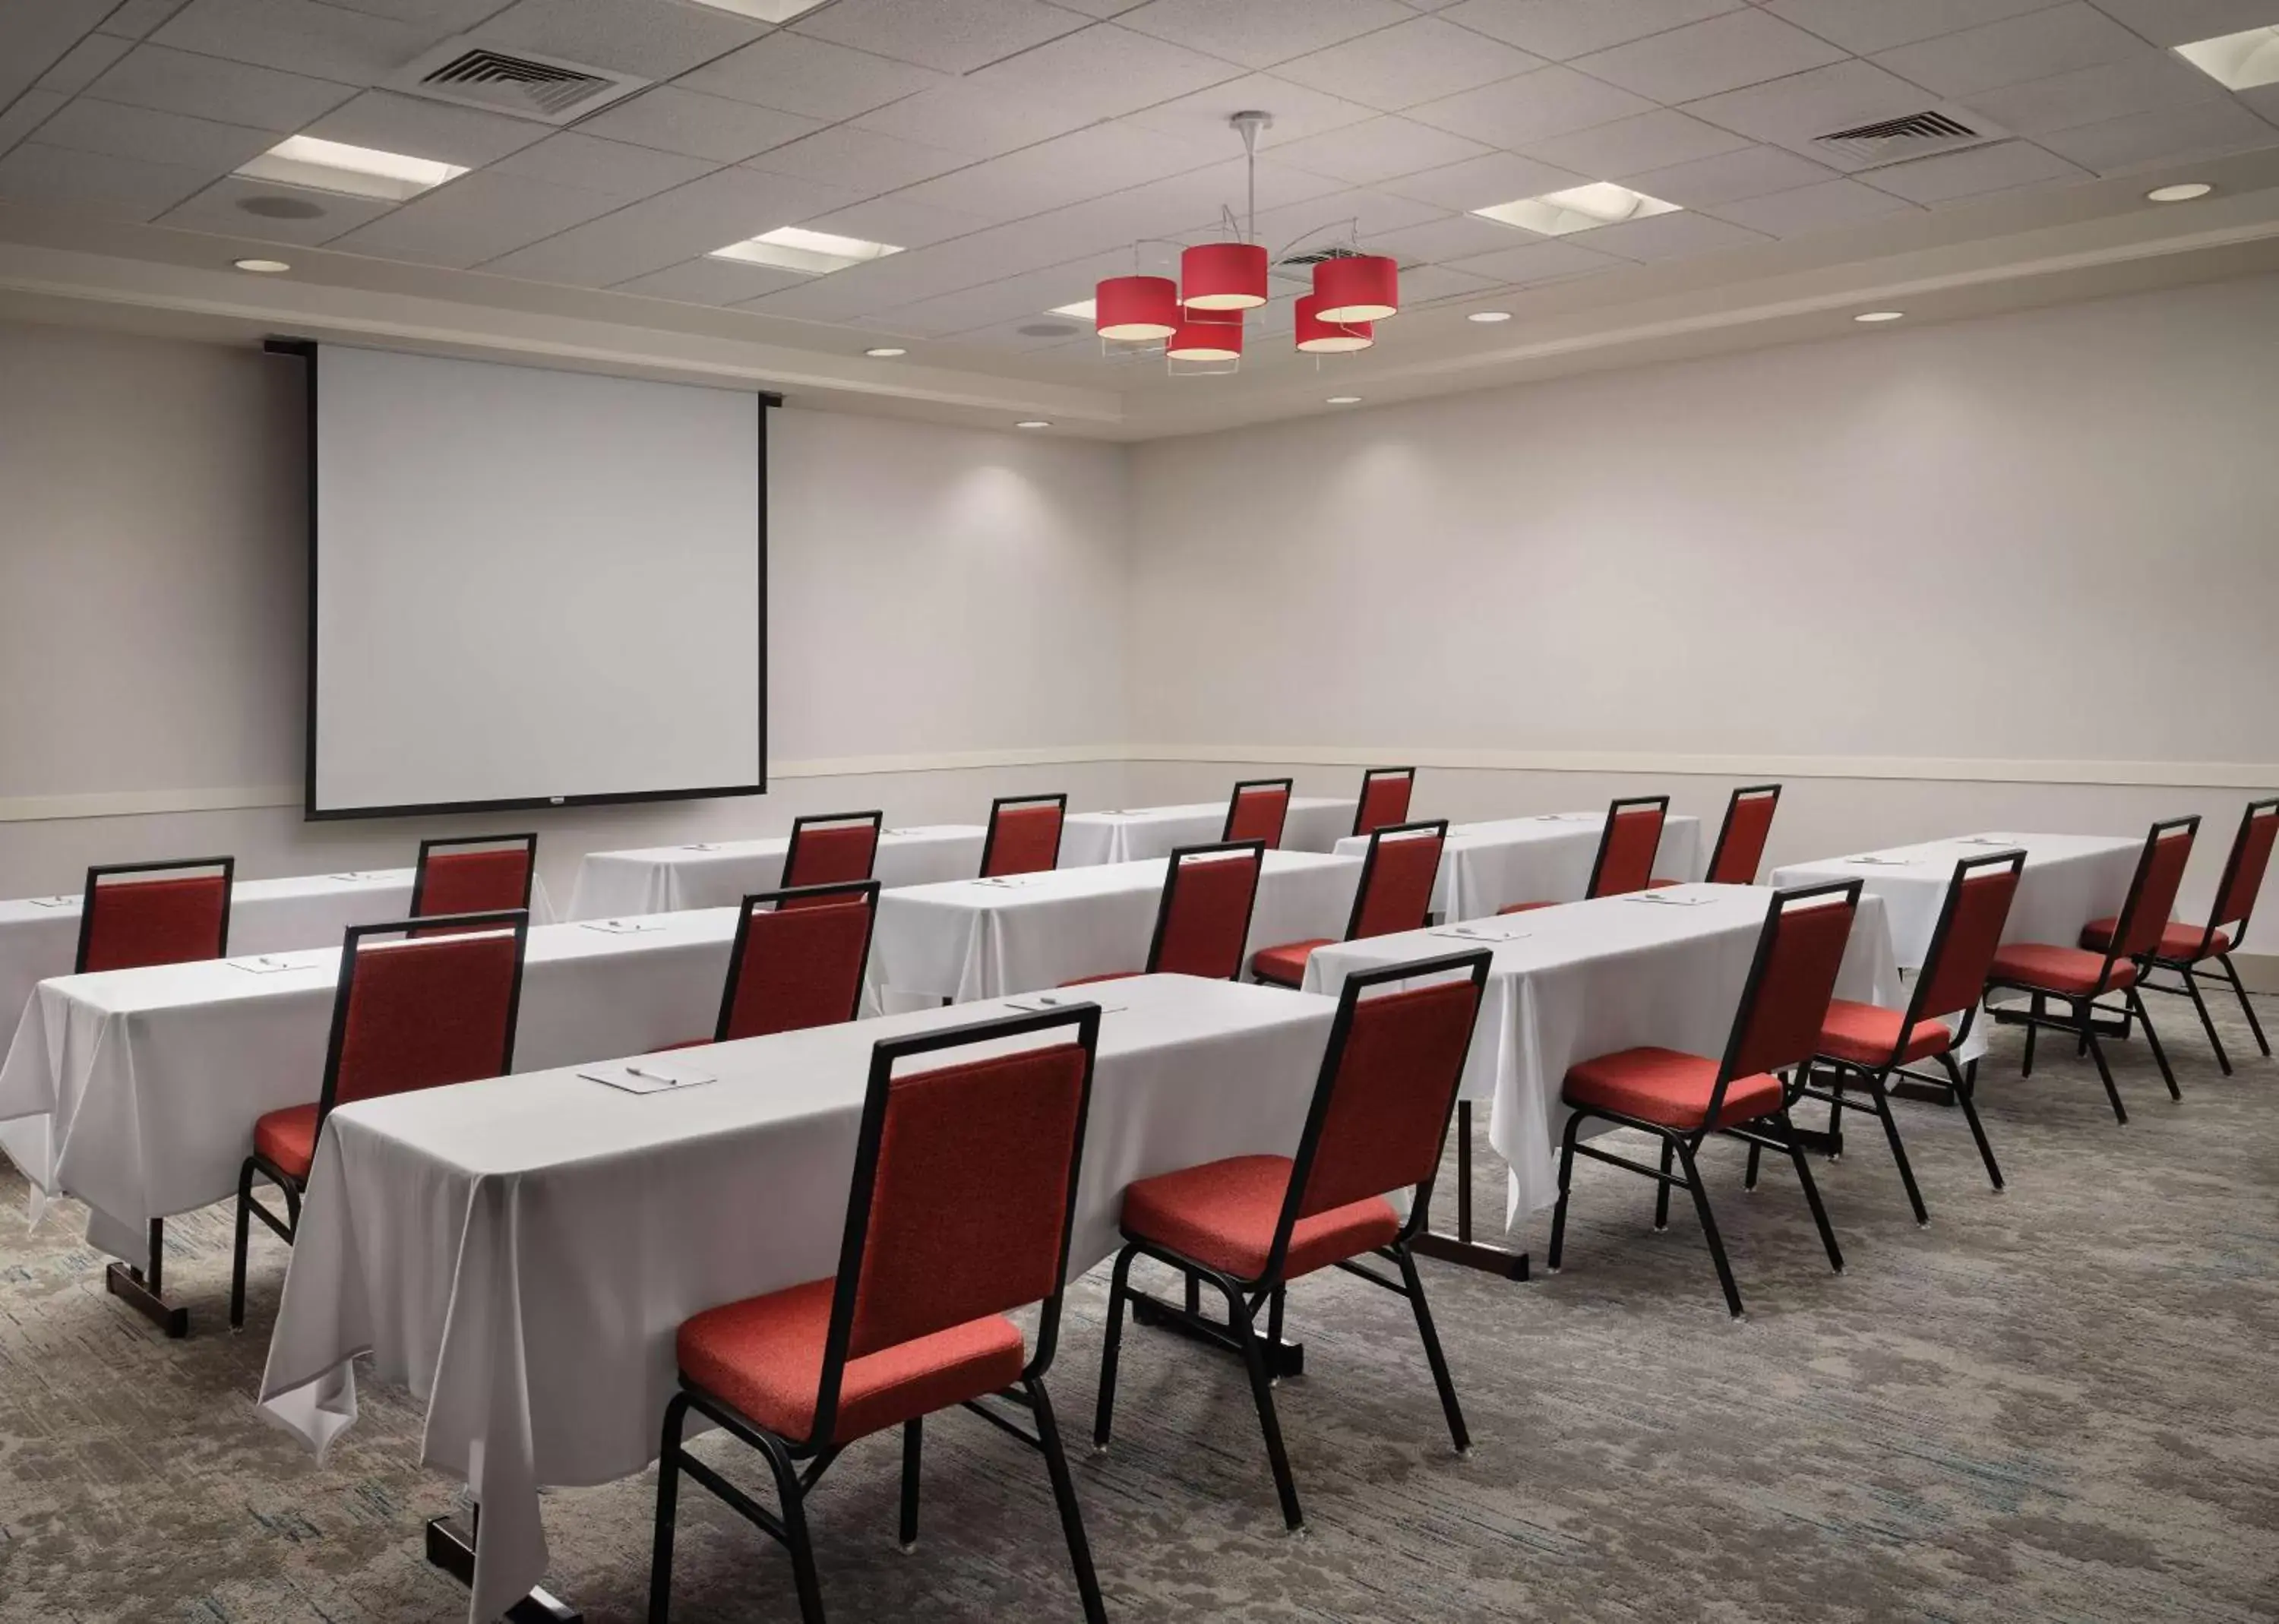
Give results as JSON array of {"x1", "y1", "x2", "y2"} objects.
[
  {"x1": 235, "y1": 135, "x2": 468, "y2": 201},
  {"x1": 2173, "y1": 26, "x2": 2279, "y2": 91},
  {"x1": 710, "y1": 226, "x2": 903, "y2": 275},
  {"x1": 1048, "y1": 299, "x2": 1097, "y2": 319},
  {"x1": 682, "y1": 0, "x2": 834, "y2": 18},
  {"x1": 1472, "y1": 182, "x2": 1681, "y2": 238}
]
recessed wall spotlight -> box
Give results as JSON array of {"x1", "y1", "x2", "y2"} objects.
[
  {"x1": 1326, "y1": 395, "x2": 1362, "y2": 405},
  {"x1": 1467, "y1": 311, "x2": 1513, "y2": 323},
  {"x1": 1015, "y1": 419, "x2": 1051, "y2": 429},
  {"x1": 234, "y1": 258, "x2": 292, "y2": 273},
  {"x1": 864, "y1": 346, "x2": 908, "y2": 357},
  {"x1": 1854, "y1": 310, "x2": 1905, "y2": 323},
  {"x1": 2146, "y1": 182, "x2": 2213, "y2": 202}
]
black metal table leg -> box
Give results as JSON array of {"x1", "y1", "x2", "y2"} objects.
[
  {"x1": 425, "y1": 1512, "x2": 582, "y2": 1624},
  {"x1": 1128, "y1": 1284, "x2": 1305, "y2": 1379},
  {"x1": 1411, "y1": 1101, "x2": 1530, "y2": 1281},
  {"x1": 104, "y1": 1218, "x2": 188, "y2": 1338}
]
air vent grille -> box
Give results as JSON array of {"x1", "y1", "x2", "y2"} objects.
[
  {"x1": 388, "y1": 41, "x2": 649, "y2": 124},
  {"x1": 1277, "y1": 245, "x2": 1363, "y2": 268},
  {"x1": 1814, "y1": 108, "x2": 2005, "y2": 168}
]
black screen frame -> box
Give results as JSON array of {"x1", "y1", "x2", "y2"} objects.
[{"x1": 273, "y1": 339, "x2": 780, "y2": 821}]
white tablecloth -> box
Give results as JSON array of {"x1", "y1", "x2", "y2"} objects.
[
  {"x1": 0, "y1": 908, "x2": 737, "y2": 1260},
  {"x1": 868, "y1": 851, "x2": 1361, "y2": 1004},
  {"x1": 1060, "y1": 798, "x2": 1358, "y2": 866},
  {"x1": 258, "y1": 974, "x2": 1338, "y2": 1624},
  {"x1": 1332, "y1": 813, "x2": 1703, "y2": 919},
  {"x1": 566, "y1": 824, "x2": 986, "y2": 919},
  {"x1": 1301, "y1": 884, "x2": 1902, "y2": 1222}
]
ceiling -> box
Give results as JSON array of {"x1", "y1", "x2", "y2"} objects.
[{"x1": 4, "y1": 0, "x2": 2279, "y2": 438}]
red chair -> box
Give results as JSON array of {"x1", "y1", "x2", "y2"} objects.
[
  {"x1": 650, "y1": 1004, "x2": 1106, "y2": 1624},
  {"x1": 1502, "y1": 794, "x2": 1669, "y2": 913},
  {"x1": 1352, "y1": 766, "x2": 1415, "y2": 837},
  {"x1": 980, "y1": 793, "x2": 1067, "y2": 877},
  {"x1": 1549, "y1": 880, "x2": 1860, "y2": 1319},
  {"x1": 1063, "y1": 841, "x2": 1264, "y2": 987},
  {"x1": 1792, "y1": 849, "x2": 2023, "y2": 1222},
  {"x1": 74, "y1": 857, "x2": 235, "y2": 973},
  {"x1": 711, "y1": 880, "x2": 880, "y2": 1041},
  {"x1": 781, "y1": 810, "x2": 883, "y2": 899},
  {"x1": 1222, "y1": 777, "x2": 1293, "y2": 847},
  {"x1": 1985, "y1": 816, "x2": 2196, "y2": 1123},
  {"x1": 1093, "y1": 949, "x2": 1490, "y2": 1531},
  {"x1": 1249, "y1": 819, "x2": 1446, "y2": 988},
  {"x1": 231, "y1": 909, "x2": 528, "y2": 1329},
  {"x1": 2078, "y1": 796, "x2": 2274, "y2": 1074},
  {"x1": 412, "y1": 833, "x2": 537, "y2": 924},
  {"x1": 1653, "y1": 783, "x2": 1781, "y2": 889}
]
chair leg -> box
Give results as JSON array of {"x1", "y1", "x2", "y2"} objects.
[
  {"x1": 1546, "y1": 1112, "x2": 1582, "y2": 1273},
  {"x1": 757, "y1": 1432, "x2": 828, "y2": 1624},
  {"x1": 1778, "y1": 1111, "x2": 1844, "y2": 1275},
  {"x1": 899, "y1": 1418, "x2": 921, "y2": 1552},
  {"x1": 230, "y1": 1158, "x2": 256, "y2": 1332},
  {"x1": 1216, "y1": 1276, "x2": 1304, "y2": 1531},
  {"x1": 1026, "y1": 1378, "x2": 1108, "y2": 1624},
  {"x1": 2125, "y1": 984, "x2": 2179, "y2": 1100},
  {"x1": 1825, "y1": 1066, "x2": 1844, "y2": 1159},
  {"x1": 2217, "y1": 954, "x2": 2271, "y2": 1056},
  {"x1": 2083, "y1": 1021, "x2": 2129, "y2": 1124},
  {"x1": 1862, "y1": 1068, "x2": 1929, "y2": 1226},
  {"x1": 2022, "y1": 994, "x2": 2042, "y2": 1075},
  {"x1": 1671, "y1": 1136, "x2": 1743, "y2": 1319},
  {"x1": 1743, "y1": 1141, "x2": 1761, "y2": 1193},
  {"x1": 1938, "y1": 1052, "x2": 2003, "y2": 1191},
  {"x1": 649, "y1": 1392, "x2": 690, "y2": 1624},
  {"x1": 1392, "y1": 1245, "x2": 1468, "y2": 1455},
  {"x1": 1655, "y1": 1139, "x2": 1675, "y2": 1227},
  {"x1": 1092, "y1": 1246, "x2": 1136, "y2": 1450},
  {"x1": 2180, "y1": 967, "x2": 2233, "y2": 1076}
]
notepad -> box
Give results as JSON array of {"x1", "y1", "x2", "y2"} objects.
[
  {"x1": 1848, "y1": 856, "x2": 1913, "y2": 866},
  {"x1": 1430, "y1": 923, "x2": 1531, "y2": 943},
  {"x1": 1004, "y1": 993, "x2": 1127, "y2": 1015},
  {"x1": 678, "y1": 843, "x2": 721, "y2": 851},
  {"x1": 27, "y1": 896, "x2": 76, "y2": 908},
  {"x1": 972, "y1": 875, "x2": 1051, "y2": 889},
  {"x1": 327, "y1": 872, "x2": 384, "y2": 881},
  {"x1": 1623, "y1": 893, "x2": 1716, "y2": 906},
  {"x1": 581, "y1": 918, "x2": 667, "y2": 934},
  {"x1": 229, "y1": 954, "x2": 321, "y2": 975},
  {"x1": 1957, "y1": 837, "x2": 2019, "y2": 847},
  {"x1": 580, "y1": 1060, "x2": 715, "y2": 1095}
]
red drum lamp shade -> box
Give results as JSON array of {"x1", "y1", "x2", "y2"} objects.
[
  {"x1": 1313, "y1": 254, "x2": 1399, "y2": 322},
  {"x1": 1165, "y1": 311, "x2": 1244, "y2": 362},
  {"x1": 1181, "y1": 242, "x2": 1269, "y2": 311},
  {"x1": 1094, "y1": 274, "x2": 1179, "y2": 340},
  {"x1": 1295, "y1": 293, "x2": 1373, "y2": 354}
]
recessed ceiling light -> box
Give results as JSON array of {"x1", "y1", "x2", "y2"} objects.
[
  {"x1": 235, "y1": 135, "x2": 468, "y2": 202},
  {"x1": 2173, "y1": 26, "x2": 2279, "y2": 91},
  {"x1": 1048, "y1": 299, "x2": 1097, "y2": 320},
  {"x1": 1467, "y1": 310, "x2": 1513, "y2": 324},
  {"x1": 2146, "y1": 182, "x2": 2214, "y2": 203},
  {"x1": 1015, "y1": 419, "x2": 1051, "y2": 429},
  {"x1": 1854, "y1": 310, "x2": 1905, "y2": 323},
  {"x1": 1473, "y1": 182, "x2": 1680, "y2": 238},
  {"x1": 1326, "y1": 395, "x2": 1362, "y2": 405},
  {"x1": 684, "y1": 0, "x2": 833, "y2": 18},
  {"x1": 864, "y1": 346, "x2": 908, "y2": 358},
  {"x1": 710, "y1": 226, "x2": 903, "y2": 276},
  {"x1": 232, "y1": 258, "x2": 291, "y2": 274}
]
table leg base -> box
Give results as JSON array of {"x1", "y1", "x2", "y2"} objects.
[
  {"x1": 1127, "y1": 1290, "x2": 1304, "y2": 1380},
  {"x1": 1411, "y1": 1232, "x2": 1529, "y2": 1281},
  {"x1": 425, "y1": 1517, "x2": 583, "y2": 1624},
  {"x1": 104, "y1": 1261, "x2": 188, "y2": 1338},
  {"x1": 1889, "y1": 1079, "x2": 1956, "y2": 1107}
]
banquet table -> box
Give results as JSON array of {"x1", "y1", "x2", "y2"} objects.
[
  {"x1": 258, "y1": 974, "x2": 1340, "y2": 1624},
  {"x1": 0, "y1": 906, "x2": 740, "y2": 1269},
  {"x1": 1060, "y1": 797, "x2": 1359, "y2": 866},
  {"x1": 1302, "y1": 884, "x2": 1902, "y2": 1224},
  {"x1": 1332, "y1": 812, "x2": 1703, "y2": 919},
  {"x1": 565, "y1": 823, "x2": 985, "y2": 919},
  {"x1": 868, "y1": 850, "x2": 1361, "y2": 1004}
]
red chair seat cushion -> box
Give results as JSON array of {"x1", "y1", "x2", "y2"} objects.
[
  {"x1": 2078, "y1": 916, "x2": 2230, "y2": 962},
  {"x1": 1816, "y1": 999, "x2": 1955, "y2": 1068},
  {"x1": 1645, "y1": 878, "x2": 1681, "y2": 890},
  {"x1": 1563, "y1": 1047, "x2": 1783, "y2": 1132},
  {"x1": 1497, "y1": 900, "x2": 1556, "y2": 915},
  {"x1": 1058, "y1": 970, "x2": 1136, "y2": 987},
  {"x1": 678, "y1": 1278, "x2": 1026, "y2": 1447},
  {"x1": 1121, "y1": 1154, "x2": 1399, "y2": 1282},
  {"x1": 1987, "y1": 943, "x2": 2136, "y2": 997},
  {"x1": 1250, "y1": 940, "x2": 1329, "y2": 987},
  {"x1": 253, "y1": 1104, "x2": 319, "y2": 1182}
]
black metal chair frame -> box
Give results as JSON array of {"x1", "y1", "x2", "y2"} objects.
[
  {"x1": 410, "y1": 833, "x2": 539, "y2": 916},
  {"x1": 1144, "y1": 841, "x2": 1266, "y2": 978},
  {"x1": 1547, "y1": 880, "x2": 1860, "y2": 1319},
  {"x1": 1092, "y1": 949, "x2": 1491, "y2": 1533},
  {"x1": 780, "y1": 810, "x2": 885, "y2": 890},
  {"x1": 1351, "y1": 766, "x2": 1416, "y2": 836},
  {"x1": 1252, "y1": 819, "x2": 1448, "y2": 985},
  {"x1": 229, "y1": 909, "x2": 529, "y2": 1331},
  {"x1": 2121, "y1": 797, "x2": 2275, "y2": 1076},
  {"x1": 1221, "y1": 777, "x2": 1294, "y2": 847},
  {"x1": 1585, "y1": 794, "x2": 1671, "y2": 896},
  {"x1": 1704, "y1": 784, "x2": 1783, "y2": 885},
  {"x1": 713, "y1": 880, "x2": 880, "y2": 1041},
  {"x1": 74, "y1": 855, "x2": 236, "y2": 974},
  {"x1": 978, "y1": 792, "x2": 1068, "y2": 877},
  {"x1": 1983, "y1": 816, "x2": 2195, "y2": 1125},
  {"x1": 650, "y1": 1003, "x2": 1106, "y2": 1624}
]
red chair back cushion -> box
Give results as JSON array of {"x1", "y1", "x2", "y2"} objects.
[
  {"x1": 1354, "y1": 772, "x2": 1414, "y2": 836},
  {"x1": 330, "y1": 934, "x2": 519, "y2": 1110},
  {"x1": 1593, "y1": 804, "x2": 1666, "y2": 896},
  {"x1": 983, "y1": 804, "x2": 1063, "y2": 877},
  {"x1": 1352, "y1": 831, "x2": 1442, "y2": 939},
  {"x1": 1707, "y1": 791, "x2": 1778, "y2": 885},
  {"x1": 783, "y1": 821, "x2": 880, "y2": 892},
  {"x1": 846, "y1": 1043, "x2": 1087, "y2": 1359},
  {"x1": 80, "y1": 875, "x2": 229, "y2": 972},
  {"x1": 1730, "y1": 894, "x2": 1857, "y2": 1078},
  {"x1": 1225, "y1": 785, "x2": 1291, "y2": 848},
  {"x1": 2114, "y1": 825, "x2": 2196, "y2": 960},
  {"x1": 2214, "y1": 805, "x2": 2277, "y2": 931},
  {"x1": 1916, "y1": 866, "x2": 2021, "y2": 1016},
  {"x1": 1300, "y1": 978, "x2": 1480, "y2": 1216},
  {"x1": 419, "y1": 848, "x2": 531, "y2": 917},
  {"x1": 1152, "y1": 850, "x2": 1262, "y2": 978},
  {"x1": 724, "y1": 898, "x2": 872, "y2": 1039}
]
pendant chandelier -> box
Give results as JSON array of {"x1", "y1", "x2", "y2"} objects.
[{"x1": 1089, "y1": 111, "x2": 1399, "y2": 374}]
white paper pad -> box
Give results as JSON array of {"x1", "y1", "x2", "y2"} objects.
[
  {"x1": 579, "y1": 1060, "x2": 715, "y2": 1095},
  {"x1": 1431, "y1": 923, "x2": 1531, "y2": 942},
  {"x1": 229, "y1": 954, "x2": 325, "y2": 975},
  {"x1": 1004, "y1": 993, "x2": 1127, "y2": 1015},
  {"x1": 28, "y1": 896, "x2": 75, "y2": 908},
  {"x1": 580, "y1": 918, "x2": 667, "y2": 934},
  {"x1": 678, "y1": 844, "x2": 720, "y2": 852},
  {"x1": 1623, "y1": 893, "x2": 1717, "y2": 906}
]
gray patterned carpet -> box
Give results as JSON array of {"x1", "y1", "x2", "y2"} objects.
[{"x1": 2, "y1": 1000, "x2": 2274, "y2": 1624}]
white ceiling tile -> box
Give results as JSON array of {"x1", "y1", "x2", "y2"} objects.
[
  {"x1": 1759, "y1": 0, "x2": 2056, "y2": 56},
  {"x1": 2035, "y1": 96, "x2": 2279, "y2": 172},
  {"x1": 676, "y1": 31, "x2": 947, "y2": 120},
  {"x1": 2088, "y1": 0, "x2": 2279, "y2": 50},
  {"x1": 290, "y1": 0, "x2": 507, "y2": 27},
  {"x1": 1683, "y1": 59, "x2": 1933, "y2": 162},
  {"x1": 1114, "y1": 0, "x2": 1415, "y2": 70},
  {"x1": 961, "y1": 23, "x2": 1244, "y2": 119},
  {"x1": 1121, "y1": 73, "x2": 1381, "y2": 147},
  {"x1": 0, "y1": 91, "x2": 68, "y2": 158},
  {"x1": 1961, "y1": 54, "x2": 2225, "y2": 137},
  {"x1": 612, "y1": 256, "x2": 812, "y2": 305},
  {"x1": 2239, "y1": 84, "x2": 2279, "y2": 125},
  {"x1": 741, "y1": 125, "x2": 967, "y2": 191},
  {"x1": 1859, "y1": 137, "x2": 2089, "y2": 201},
  {"x1": 574, "y1": 87, "x2": 821, "y2": 163},
  {"x1": 1379, "y1": 148, "x2": 1589, "y2": 209},
  {"x1": 1409, "y1": 64, "x2": 1658, "y2": 145},
  {"x1": 1433, "y1": 0, "x2": 1744, "y2": 62},
  {"x1": 1569, "y1": 207, "x2": 1769, "y2": 259},
  {"x1": 0, "y1": 141, "x2": 218, "y2": 219},
  {"x1": 849, "y1": 80, "x2": 1100, "y2": 157},
  {"x1": 792, "y1": 0, "x2": 1090, "y2": 74},
  {"x1": 1442, "y1": 233, "x2": 1623, "y2": 281},
  {"x1": 1618, "y1": 142, "x2": 1836, "y2": 205},
  {"x1": 1873, "y1": 5, "x2": 2146, "y2": 100},
  {"x1": 150, "y1": 0, "x2": 446, "y2": 84},
  {"x1": 95, "y1": 0, "x2": 191, "y2": 41},
  {"x1": 466, "y1": 0, "x2": 769, "y2": 80},
  {"x1": 1389, "y1": 261, "x2": 1500, "y2": 302},
  {"x1": 37, "y1": 33, "x2": 135, "y2": 95},
  {"x1": 1705, "y1": 174, "x2": 1917, "y2": 233},
  {"x1": 85, "y1": 43, "x2": 358, "y2": 130},
  {"x1": 33, "y1": 97, "x2": 277, "y2": 172},
  {"x1": 1042, "y1": 0, "x2": 1152, "y2": 15},
  {"x1": 0, "y1": 0, "x2": 111, "y2": 108},
  {"x1": 326, "y1": 170, "x2": 626, "y2": 266},
  {"x1": 890, "y1": 122, "x2": 1220, "y2": 220},
  {"x1": 1269, "y1": 16, "x2": 1547, "y2": 109},
  {"x1": 1244, "y1": 183, "x2": 1451, "y2": 244},
  {"x1": 797, "y1": 195, "x2": 997, "y2": 248},
  {"x1": 1265, "y1": 115, "x2": 1493, "y2": 184},
  {"x1": 1366, "y1": 210, "x2": 1535, "y2": 262},
  {"x1": 489, "y1": 132, "x2": 718, "y2": 198},
  {"x1": 738, "y1": 251, "x2": 956, "y2": 320},
  {"x1": 1520, "y1": 109, "x2": 1753, "y2": 177},
  {"x1": 299, "y1": 90, "x2": 551, "y2": 166},
  {"x1": 1575, "y1": 9, "x2": 1848, "y2": 103},
  {"x1": 156, "y1": 172, "x2": 398, "y2": 241},
  {"x1": 479, "y1": 166, "x2": 865, "y2": 283},
  {"x1": 935, "y1": 314, "x2": 1095, "y2": 350}
]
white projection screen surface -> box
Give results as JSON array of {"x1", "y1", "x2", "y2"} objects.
[{"x1": 308, "y1": 345, "x2": 765, "y2": 817}]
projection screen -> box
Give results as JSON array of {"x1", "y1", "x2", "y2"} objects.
[{"x1": 300, "y1": 344, "x2": 767, "y2": 817}]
